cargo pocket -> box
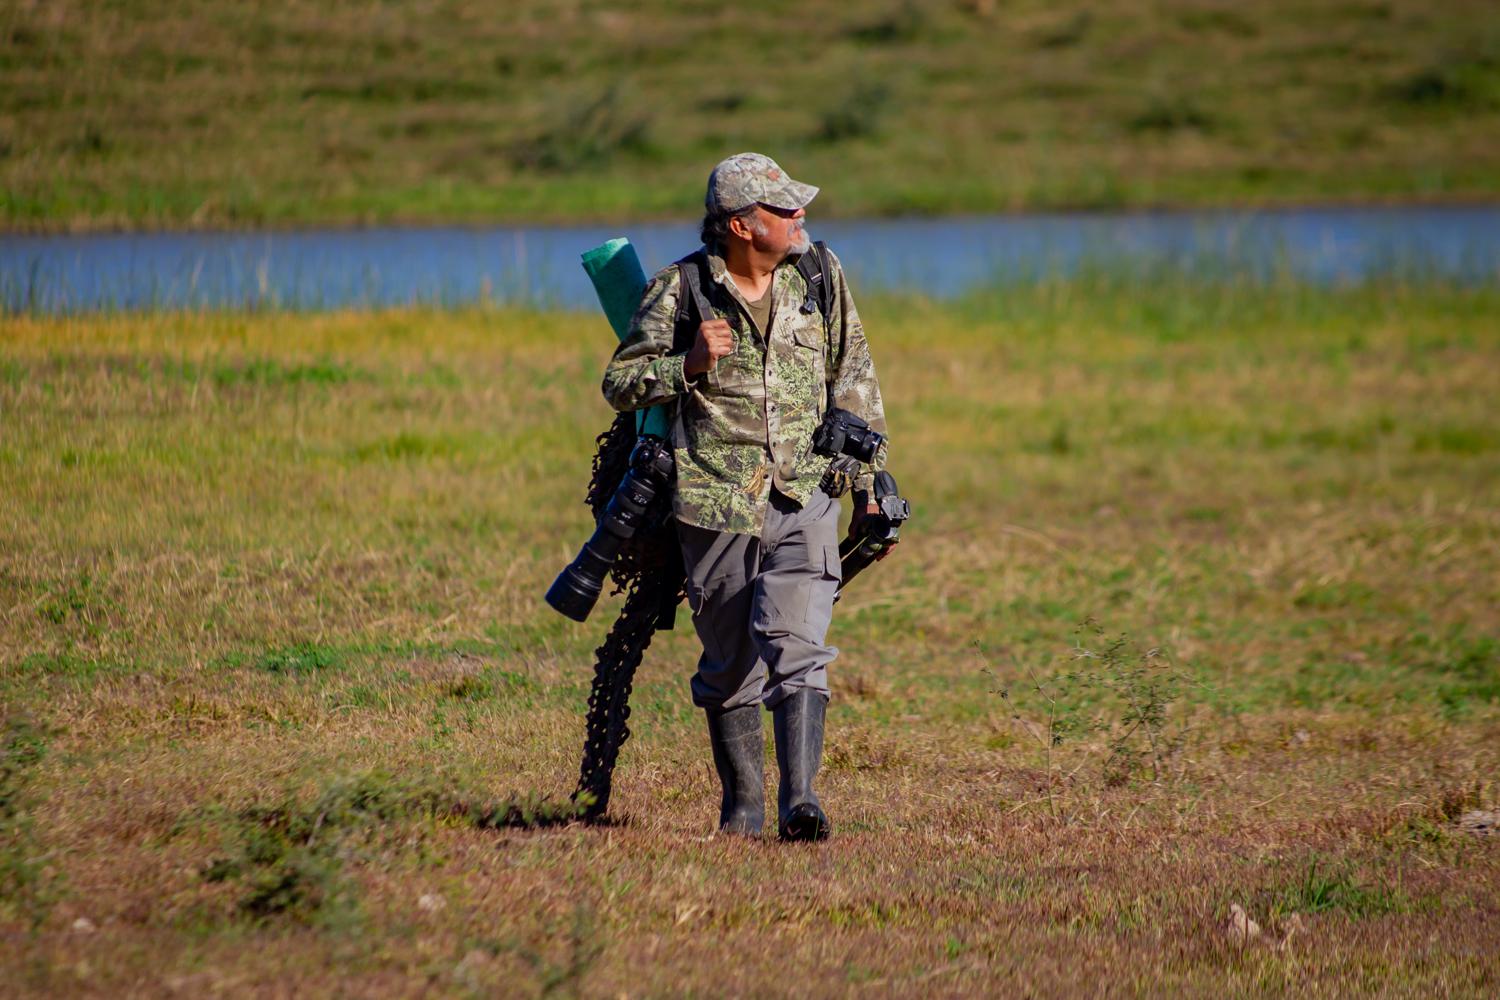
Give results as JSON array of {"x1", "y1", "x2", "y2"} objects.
[
  {"x1": 690, "y1": 571, "x2": 750, "y2": 667},
  {"x1": 768, "y1": 542, "x2": 840, "y2": 644},
  {"x1": 802, "y1": 544, "x2": 841, "y2": 643}
]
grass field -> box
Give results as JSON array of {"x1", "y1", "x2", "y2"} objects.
[
  {"x1": 4, "y1": 0, "x2": 1500, "y2": 230},
  {"x1": 1, "y1": 280, "x2": 1498, "y2": 994}
]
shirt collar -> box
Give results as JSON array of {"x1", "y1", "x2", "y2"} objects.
[{"x1": 703, "y1": 247, "x2": 805, "y2": 302}]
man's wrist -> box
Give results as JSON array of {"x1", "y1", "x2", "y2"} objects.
[{"x1": 654, "y1": 353, "x2": 693, "y2": 395}]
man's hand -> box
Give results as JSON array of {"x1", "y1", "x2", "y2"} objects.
[
  {"x1": 684, "y1": 319, "x2": 734, "y2": 378},
  {"x1": 848, "y1": 501, "x2": 899, "y2": 560}
]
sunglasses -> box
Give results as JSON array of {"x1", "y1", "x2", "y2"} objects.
[{"x1": 756, "y1": 202, "x2": 802, "y2": 219}]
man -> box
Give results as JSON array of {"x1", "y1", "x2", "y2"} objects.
[{"x1": 601, "y1": 152, "x2": 888, "y2": 841}]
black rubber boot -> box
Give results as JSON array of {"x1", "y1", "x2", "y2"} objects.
[
  {"x1": 706, "y1": 705, "x2": 765, "y2": 835},
  {"x1": 773, "y1": 688, "x2": 831, "y2": 842}
]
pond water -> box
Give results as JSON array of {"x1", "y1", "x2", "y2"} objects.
[{"x1": 2, "y1": 204, "x2": 1497, "y2": 314}]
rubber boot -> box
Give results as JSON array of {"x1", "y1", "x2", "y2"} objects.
[
  {"x1": 706, "y1": 705, "x2": 765, "y2": 835},
  {"x1": 772, "y1": 688, "x2": 831, "y2": 842}
]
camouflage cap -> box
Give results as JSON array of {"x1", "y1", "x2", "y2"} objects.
[{"x1": 705, "y1": 152, "x2": 819, "y2": 214}]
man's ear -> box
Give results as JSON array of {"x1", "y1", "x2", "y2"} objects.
[{"x1": 726, "y1": 212, "x2": 753, "y2": 242}]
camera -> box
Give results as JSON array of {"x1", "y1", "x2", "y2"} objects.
[
  {"x1": 812, "y1": 407, "x2": 884, "y2": 464},
  {"x1": 546, "y1": 435, "x2": 676, "y2": 622},
  {"x1": 837, "y1": 471, "x2": 910, "y2": 598}
]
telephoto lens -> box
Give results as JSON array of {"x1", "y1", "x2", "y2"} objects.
[{"x1": 546, "y1": 437, "x2": 676, "y2": 622}]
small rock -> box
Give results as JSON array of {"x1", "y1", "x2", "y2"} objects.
[
  {"x1": 453, "y1": 948, "x2": 491, "y2": 984},
  {"x1": 71, "y1": 917, "x2": 96, "y2": 934},
  {"x1": 1225, "y1": 903, "x2": 1261, "y2": 944},
  {"x1": 1276, "y1": 912, "x2": 1305, "y2": 952},
  {"x1": 417, "y1": 893, "x2": 446, "y2": 913},
  {"x1": 1457, "y1": 810, "x2": 1499, "y2": 837},
  {"x1": 1292, "y1": 729, "x2": 1311, "y2": 745}
]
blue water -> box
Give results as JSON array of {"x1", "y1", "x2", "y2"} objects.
[{"x1": 2, "y1": 204, "x2": 1497, "y2": 314}]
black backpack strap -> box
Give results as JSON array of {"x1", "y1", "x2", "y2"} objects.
[
  {"x1": 795, "y1": 241, "x2": 837, "y2": 395},
  {"x1": 796, "y1": 241, "x2": 837, "y2": 343},
  {"x1": 818, "y1": 243, "x2": 834, "y2": 320},
  {"x1": 672, "y1": 249, "x2": 715, "y2": 355},
  {"x1": 794, "y1": 241, "x2": 831, "y2": 329}
]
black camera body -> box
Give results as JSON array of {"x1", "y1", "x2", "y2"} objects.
[
  {"x1": 810, "y1": 409, "x2": 909, "y2": 594},
  {"x1": 546, "y1": 435, "x2": 676, "y2": 622},
  {"x1": 812, "y1": 407, "x2": 884, "y2": 464}
]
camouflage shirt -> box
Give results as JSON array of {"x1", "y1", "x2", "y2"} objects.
[{"x1": 601, "y1": 246, "x2": 888, "y2": 537}]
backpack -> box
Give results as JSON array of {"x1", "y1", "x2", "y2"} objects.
[{"x1": 670, "y1": 241, "x2": 835, "y2": 360}]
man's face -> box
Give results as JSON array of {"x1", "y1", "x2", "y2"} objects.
[{"x1": 746, "y1": 202, "x2": 810, "y2": 259}]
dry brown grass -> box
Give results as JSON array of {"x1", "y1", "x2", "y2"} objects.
[{"x1": 1, "y1": 282, "x2": 1497, "y2": 994}]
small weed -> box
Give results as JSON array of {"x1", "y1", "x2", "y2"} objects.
[
  {"x1": 14, "y1": 650, "x2": 118, "y2": 680},
  {"x1": 984, "y1": 619, "x2": 1190, "y2": 811},
  {"x1": 211, "y1": 358, "x2": 360, "y2": 388},
  {"x1": 255, "y1": 642, "x2": 345, "y2": 675},
  {"x1": 1401, "y1": 632, "x2": 1500, "y2": 718},
  {"x1": 1292, "y1": 580, "x2": 1376, "y2": 611},
  {"x1": 202, "y1": 771, "x2": 404, "y2": 923},
  {"x1": 698, "y1": 93, "x2": 747, "y2": 113},
  {"x1": 1066, "y1": 620, "x2": 1192, "y2": 785},
  {"x1": 511, "y1": 85, "x2": 653, "y2": 173},
  {"x1": 201, "y1": 772, "x2": 583, "y2": 922},
  {"x1": 1127, "y1": 94, "x2": 1216, "y2": 134},
  {"x1": 825, "y1": 729, "x2": 907, "y2": 772},
  {"x1": 1177, "y1": 9, "x2": 1258, "y2": 37},
  {"x1": 815, "y1": 81, "x2": 893, "y2": 143},
  {"x1": 1046, "y1": 420, "x2": 1071, "y2": 455},
  {"x1": 1035, "y1": 11, "x2": 1092, "y2": 49},
  {"x1": 847, "y1": 3, "x2": 927, "y2": 44},
  {"x1": 349, "y1": 430, "x2": 469, "y2": 462},
  {"x1": 1411, "y1": 425, "x2": 1495, "y2": 455},
  {"x1": 1266, "y1": 855, "x2": 1415, "y2": 918},
  {"x1": 67, "y1": 122, "x2": 111, "y2": 157},
  {"x1": 37, "y1": 570, "x2": 116, "y2": 634},
  {"x1": 1388, "y1": 56, "x2": 1500, "y2": 110},
  {"x1": 442, "y1": 669, "x2": 531, "y2": 703},
  {"x1": 515, "y1": 902, "x2": 605, "y2": 997}
]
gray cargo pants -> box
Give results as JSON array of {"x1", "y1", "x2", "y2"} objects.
[{"x1": 678, "y1": 489, "x2": 841, "y2": 711}]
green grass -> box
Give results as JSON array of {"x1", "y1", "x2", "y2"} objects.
[
  {"x1": 3, "y1": 0, "x2": 1500, "y2": 229},
  {"x1": 0, "y1": 279, "x2": 1497, "y2": 993}
]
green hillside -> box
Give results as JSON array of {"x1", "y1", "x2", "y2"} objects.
[{"x1": 3, "y1": 0, "x2": 1499, "y2": 229}]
